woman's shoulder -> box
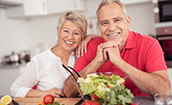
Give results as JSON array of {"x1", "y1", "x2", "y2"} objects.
[{"x1": 31, "y1": 49, "x2": 51, "y2": 60}]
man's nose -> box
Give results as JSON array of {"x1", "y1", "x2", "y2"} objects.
[{"x1": 108, "y1": 22, "x2": 116, "y2": 31}]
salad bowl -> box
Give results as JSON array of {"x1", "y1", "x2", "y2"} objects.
[
  {"x1": 71, "y1": 71, "x2": 135, "y2": 105},
  {"x1": 71, "y1": 71, "x2": 127, "y2": 100}
]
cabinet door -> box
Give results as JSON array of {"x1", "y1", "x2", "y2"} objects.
[
  {"x1": 120, "y1": 0, "x2": 151, "y2": 5},
  {"x1": 5, "y1": 0, "x2": 85, "y2": 18},
  {"x1": 46, "y1": 0, "x2": 85, "y2": 14},
  {"x1": 47, "y1": 0, "x2": 75, "y2": 14},
  {"x1": 24, "y1": 0, "x2": 48, "y2": 16}
]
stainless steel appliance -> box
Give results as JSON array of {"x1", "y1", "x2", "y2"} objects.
[
  {"x1": 154, "y1": 0, "x2": 172, "y2": 67},
  {"x1": 153, "y1": 0, "x2": 172, "y2": 23},
  {"x1": 156, "y1": 26, "x2": 172, "y2": 67}
]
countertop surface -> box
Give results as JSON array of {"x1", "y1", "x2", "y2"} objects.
[
  {"x1": 0, "y1": 63, "x2": 26, "y2": 69},
  {"x1": 13, "y1": 97, "x2": 83, "y2": 105},
  {"x1": 0, "y1": 96, "x2": 155, "y2": 105},
  {"x1": 133, "y1": 96, "x2": 154, "y2": 105}
]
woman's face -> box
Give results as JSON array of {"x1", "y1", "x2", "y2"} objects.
[{"x1": 58, "y1": 20, "x2": 82, "y2": 52}]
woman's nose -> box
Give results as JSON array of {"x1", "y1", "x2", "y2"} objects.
[{"x1": 67, "y1": 33, "x2": 73, "y2": 39}]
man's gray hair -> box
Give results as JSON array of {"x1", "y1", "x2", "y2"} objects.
[{"x1": 96, "y1": 0, "x2": 127, "y2": 20}]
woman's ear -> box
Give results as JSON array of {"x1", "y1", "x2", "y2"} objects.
[{"x1": 57, "y1": 30, "x2": 60, "y2": 37}]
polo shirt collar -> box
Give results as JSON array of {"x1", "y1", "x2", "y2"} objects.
[{"x1": 124, "y1": 30, "x2": 137, "y2": 49}]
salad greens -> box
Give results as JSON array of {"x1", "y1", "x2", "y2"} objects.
[
  {"x1": 103, "y1": 85, "x2": 134, "y2": 105},
  {"x1": 77, "y1": 72, "x2": 125, "y2": 100}
]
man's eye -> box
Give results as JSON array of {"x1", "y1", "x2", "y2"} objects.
[
  {"x1": 101, "y1": 22, "x2": 108, "y2": 26},
  {"x1": 114, "y1": 19, "x2": 120, "y2": 22}
]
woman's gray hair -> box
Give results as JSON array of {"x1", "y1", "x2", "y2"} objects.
[
  {"x1": 57, "y1": 11, "x2": 88, "y2": 39},
  {"x1": 96, "y1": 0, "x2": 127, "y2": 20}
]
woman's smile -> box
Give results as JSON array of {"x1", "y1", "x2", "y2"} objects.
[{"x1": 64, "y1": 40, "x2": 74, "y2": 45}]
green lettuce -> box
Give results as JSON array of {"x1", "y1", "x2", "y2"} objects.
[{"x1": 77, "y1": 72, "x2": 125, "y2": 100}]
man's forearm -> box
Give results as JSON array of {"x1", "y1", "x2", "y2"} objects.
[{"x1": 117, "y1": 59, "x2": 171, "y2": 97}]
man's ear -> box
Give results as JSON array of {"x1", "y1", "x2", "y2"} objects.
[{"x1": 126, "y1": 16, "x2": 131, "y2": 28}]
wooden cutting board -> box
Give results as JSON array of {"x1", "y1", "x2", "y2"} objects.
[{"x1": 13, "y1": 97, "x2": 83, "y2": 105}]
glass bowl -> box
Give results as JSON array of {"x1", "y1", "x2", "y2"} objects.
[
  {"x1": 71, "y1": 71, "x2": 127, "y2": 100},
  {"x1": 96, "y1": 71, "x2": 127, "y2": 78}
]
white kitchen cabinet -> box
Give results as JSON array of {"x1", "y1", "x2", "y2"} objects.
[
  {"x1": 5, "y1": 0, "x2": 85, "y2": 18},
  {"x1": 0, "y1": 0, "x2": 23, "y2": 8},
  {"x1": 121, "y1": 0, "x2": 151, "y2": 5}
]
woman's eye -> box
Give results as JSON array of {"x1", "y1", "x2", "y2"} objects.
[
  {"x1": 64, "y1": 30, "x2": 69, "y2": 33},
  {"x1": 74, "y1": 32, "x2": 79, "y2": 35}
]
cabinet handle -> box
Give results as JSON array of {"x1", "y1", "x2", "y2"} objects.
[{"x1": 157, "y1": 36, "x2": 172, "y2": 40}]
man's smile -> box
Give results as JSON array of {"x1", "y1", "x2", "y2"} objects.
[{"x1": 106, "y1": 32, "x2": 120, "y2": 37}]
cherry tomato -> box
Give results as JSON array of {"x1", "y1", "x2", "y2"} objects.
[
  {"x1": 43, "y1": 94, "x2": 54, "y2": 104},
  {"x1": 37, "y1": 101, "x2": 45, "y2": 105},
  {"x1": 82, "y1": 100, "x2": 100, "y2": 105},
  {"x1": 130, "y1": 103, "x2": 137, "y2": 105},
  {"x1": 91, "y1": 94, "x2": 99, "y2": 101},
  {"x1": 107, "y1": 85, "x2": 112, "y2": 88}
]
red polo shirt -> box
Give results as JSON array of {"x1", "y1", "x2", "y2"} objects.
[{"x1": 74, "y1": 30, "x2": 167, "y2": 96}]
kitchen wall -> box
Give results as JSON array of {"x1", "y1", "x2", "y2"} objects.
[{"x1": 0, "y1": 9, "x2": 30, "y2": 58}]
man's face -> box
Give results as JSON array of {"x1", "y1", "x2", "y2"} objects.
[{"x1": 97, "y1": 3, "x2": 130, "y2": 44}]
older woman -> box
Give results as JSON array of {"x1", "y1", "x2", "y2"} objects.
[{"x1": 10, "y1": 11, "x2": 100, "y2": 98}]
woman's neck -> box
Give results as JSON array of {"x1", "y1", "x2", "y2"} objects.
[{"x1": 51, "y1": 45, "x2": 73, "y2": 67}]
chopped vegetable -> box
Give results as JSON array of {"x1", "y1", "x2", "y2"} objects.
[
  {"x1": 77, "y1": 72, "x2": 125, "y2": 100},
  {"x1": 82, "y1": 100, "x2": 101, "y2": 105},
  {"x1": 103, "y1": 85, "x2": 134, "y2": 105},
  {"x1": 37, "y1": 101, "x2": 45, "y2": 105}
]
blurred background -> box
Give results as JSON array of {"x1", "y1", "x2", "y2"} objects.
[{"x1": 0, "y1": 0, "x2": 171, "y2": 95}]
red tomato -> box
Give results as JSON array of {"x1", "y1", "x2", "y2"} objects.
[
  {"x1": 120, "y1": 82, "x2": 125, "y2": 86},
  {"x1": 107, "y1": 85, "x2": 112, "y2": 88},
  {"x1": 43, "y1": 94, "x2": 54, "y2": 104},
  {"x1": 130, "y1": 103, "x2": 137, "y2": 105},
  {"x1": 82, "y1": 100, "x2": 100, "y2": 105},
  {"x1": 91, "y1": 94, "x2": 99, "y2": 101},
  {"x1": 108, "y1": 77, "x2": 112, "y2": 80}
]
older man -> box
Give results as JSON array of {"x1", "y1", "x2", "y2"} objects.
[{"x1": 63, "y1": 0, "x2": 171, "y2": 97}]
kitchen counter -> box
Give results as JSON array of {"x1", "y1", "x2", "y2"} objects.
[
  {"x1": 13, "y1": 97, "x2": 83, "y2": 105},
  {"x1": 0, "y1": 95, "x2": 155, "y2": 105},
  {"x1": 133, "y1": 96, "x2": 154, "y2": 105},
  {"x1": 0, "y1": 63, "x2": 27, "y2": 95},
  {"x1": 0, "y1": 63, "x2": 27, "y2": 69}
]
